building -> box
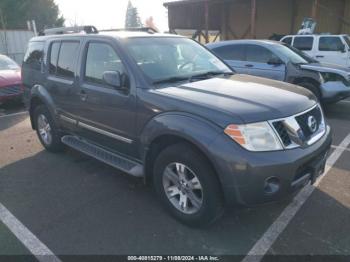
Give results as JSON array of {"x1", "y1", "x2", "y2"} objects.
[
  {"x1": 164, "y1": 0, "x2": 350, "y2": 42},
  {"x1": 0, "y1": 30, "x2": 35, "y2": 64}
]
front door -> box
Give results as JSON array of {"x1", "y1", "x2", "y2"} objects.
[
  {"x1": 73, "y1": 40, "x2": 137, "y2": 158},
  {"x1": 316, "y1": 36, "x2": 348, "y2": 67},
  {"x1": 245, "y1": 45, "x2": 286, "y2": 81}
]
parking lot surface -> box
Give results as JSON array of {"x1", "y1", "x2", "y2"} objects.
[{"x1": 0, "y1": 100, "x2": 349, "y2": 261}]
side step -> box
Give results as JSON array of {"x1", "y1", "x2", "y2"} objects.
[{"x1": 61, "y1": 135, "x2": 144, "y2": 177}]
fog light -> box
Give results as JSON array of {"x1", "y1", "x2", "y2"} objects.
[{"x1": 264, "y1": 177, "x2": 280, "y2": 195}]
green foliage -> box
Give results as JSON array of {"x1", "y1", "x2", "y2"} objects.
[
  {"x1": 0, "y1": 0, "x2": 64, "y2": 31},
  {"x1": 125, "y1": 0, "x2": 142, "y2": 28}
]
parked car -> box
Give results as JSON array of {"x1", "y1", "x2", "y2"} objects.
[
  {"x1": 207, "y1": 40, "x2": 350, "y2": 103},
  {"x1": 22, "y1": 28, "x2": 331, "y2": 227},
  {"x1": 0, "y1": 55, "x2": 23, "y2": 103},
  {"x1": 280, "y1": 34, "x2": 350, "y2": 67}
]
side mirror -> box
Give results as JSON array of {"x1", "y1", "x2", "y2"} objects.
[
  {"x1": 340, "y1": 44, "x2": 347, "y2": 53},
  {"x1": 267, "y1": 57, "x2": 284, "y2": 65},
  {"x1": 102, "y1": 71, "x2": 122, "y2": 89}
]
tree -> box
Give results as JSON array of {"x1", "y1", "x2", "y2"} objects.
[
  {"x1": 125, "y1": 1, "x2": 142, "y2": 28},
  {"x1": 0, "y1": 0, "x2": 64, "y2": 31}
]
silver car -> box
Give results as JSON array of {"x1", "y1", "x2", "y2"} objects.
[{"x1": 207, "y1": 40, "x2": 350, "y2": 103}]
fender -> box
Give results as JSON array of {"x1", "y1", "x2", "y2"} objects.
[{"x1": 29, "y1": 84, "x2": 60, "y2": 129}]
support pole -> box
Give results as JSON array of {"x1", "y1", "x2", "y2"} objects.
[
  {"x1": 204, "y1": 1, "x2": 209, "y2": 43},
  {"x1": 251, "y1": 0, "x2": 257, "y2": 38},
  {"x1": 311, "y1": 0, "x2": 319, "y2": 20}
]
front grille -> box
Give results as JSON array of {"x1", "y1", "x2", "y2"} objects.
[
  {"x1": 295, "y1": 106, "x2": 322, "y2": 140},
  {"x1": 273, "y1": 121, "x2": 292, "y2": 147},
  {"x1": 271, "y1": 105, "x2": 325, "y2": 149},
  {"x1": 0, "y1": 85, "x2": 23, "y2": 96}
]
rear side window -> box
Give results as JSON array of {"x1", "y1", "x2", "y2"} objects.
[
  {"x1": 212, "y1": 45, "x2": 245, "y2": 61},
  {"x1": 84, "y1": 42, "x2": 125, "y2": 86},
  {"x1": 23, "y1": 41, "x2": 44, "y2": 70},
  {"x1": 56, "y1": 42, "x2": 80, "y2": 78},
  {"x1": 282, "y1": 37, "x2": 292, "y2": 45},
  {"x1": 319, "y1": 37, "x2": 344, "y2": 51},
  {"x1": 49, "y1": 42, "x2": 60, "y2": 74},
  {"x1": 293, "y1": 37, "x2": 313, "y2": 51},
  {"x1": 246, "y1": 45, "x2": 278, "y2": 63}
]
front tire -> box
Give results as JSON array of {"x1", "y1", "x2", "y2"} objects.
[
  {"x1": 153, "y1": 143, "x2": 224, "y2": 227},
  {"x1": 34, "y1": 105, "x2": 64, "y2": 152}
]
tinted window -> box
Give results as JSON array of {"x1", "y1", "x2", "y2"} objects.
[
  {"x1": 57, "y1": 42, "x2": 79, "y2": 78},
  {"x1": 246, "y1": 45, "x2": 278, "y2": 63},
  {"x1": 212, "y1": 45, "x2": 245, "y2": 61},
  {"x1": 282, "y1": 37, "x2": 292, "y2": 45},
  {"x1": 0, "y1": 55, "x2": 19, "y2": 70},
  {"x1": 319, "y1": 37, "x2": 344, "y2": 51},
  {"x1": 293, "y1": 37, "x2": 313, "y2": 51},
  {"x1": 23, "y1": 41, "x2": 44, "y2": 70},
  {"x1": 84, "y1": 43, "x2": 124, "y2": 86},
  {"x1": 49, "y1": 42, "x2": 60, "y2": 74}
]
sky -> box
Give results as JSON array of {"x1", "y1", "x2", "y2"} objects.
[{"x1": 54, "y1": 0, "x2": 170, "y2": 32}]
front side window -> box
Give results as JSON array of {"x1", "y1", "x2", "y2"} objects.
[
  {"x1": 319, "y1": 37, "x2": 344, "y2": 51},
  {"x1": 125, "y1": 37, "x2": 230, "y2": 82},
  {"x1": 212, "y1": 45, "x2": 245, "y2": 61},
  {"x1": 84, "y1": 42, "x2": 125, "y2": 86},
  {"x1": 23, "y1": 41, "x2": 44, "y2": 70},
  {"x1": 246, "y1": 45, "x2": 278, "y2": 63},
  {"x1": 293, "y1": 37, "x2": 314, "y2": 51},
  {"x1": 56, "y1": 42, "x2": 80, "y2": 78}
]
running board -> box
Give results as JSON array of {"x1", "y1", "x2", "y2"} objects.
[{"x1": 61, "y1": 135, "x2": 144, "y2": 177}]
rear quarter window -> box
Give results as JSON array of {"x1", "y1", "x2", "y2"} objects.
[
  {"x1": 23, "y1": 41, "x2": 45, "y2": 70},
  {"x1": 293, "y1": 37, "x2": 314, "y2": 51}
]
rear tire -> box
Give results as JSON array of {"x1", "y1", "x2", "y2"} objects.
[
  {"x1": 34, "y1": 105, "x2": 64, "y2": 152},
  {"x1": 298, "y1": 81, "x2": 322, "y2": 102},
  {"x1": 153, "y1": 143, "x2": 224, "y2": 227}
]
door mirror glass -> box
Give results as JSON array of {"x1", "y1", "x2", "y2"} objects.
[
  {"x1": 267, "y1": 57, "x2": 284, "y2": 65},
  {"x1": 103, "y1": 71, "x2": 121, "y2": 88}
]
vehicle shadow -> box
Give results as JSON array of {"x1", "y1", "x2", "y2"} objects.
[
  {"x1": 324, "y1": 101, "x2": 350, "y2": 121},
  {"x1": 0, "y1": 149, "x2": 348, "y2": 256},
  {"x1": 0, "y1": 114, "x2": 28, "y2": 132}
]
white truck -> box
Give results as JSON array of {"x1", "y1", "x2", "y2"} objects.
[{"x1": 280, "y1": 34, "x2": 350, "y2": 68}]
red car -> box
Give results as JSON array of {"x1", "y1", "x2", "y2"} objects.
[{"x1": 0, "y1": 55, "x2": 23, "y2": 103}]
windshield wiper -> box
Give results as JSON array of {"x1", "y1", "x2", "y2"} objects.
[
  {"x1": 189, "y1": 71, "x2": 233, "y2": 81},
  {"x1": 153, "y1": 76, "x2": 189, "y2": 85}
]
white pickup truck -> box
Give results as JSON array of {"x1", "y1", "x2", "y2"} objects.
[{"x1": 280, "y1": 34, "x2": 350, "y2": 67}]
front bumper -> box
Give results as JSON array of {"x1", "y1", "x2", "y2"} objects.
[
  {"x1": 208, "y1": 125, "x2": 332, "y2": 206},
  {"x1": 321, "y1": 81, "x2": 350, "y2": 103}
]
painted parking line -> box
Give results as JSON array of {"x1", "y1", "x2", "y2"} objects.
[
  {"x1": 0, "y1": 203, "x2": 61, "y2": 262},
  {"x1": 0, "y1": 111, "x2": 27, "y2": 118},
  {"x1": 242, "y1": 133, "x2": 350, "y2": 262},
  {"x1": 331, "y1": 145, "x2": 350, "y2": 153}
]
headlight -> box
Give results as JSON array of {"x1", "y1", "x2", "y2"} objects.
[
  {"x1": 224, "y1": 122, "x2": 283, "y2": 152},
  {"x1": 320, "y1": 72, "x2": 349, "y2": 86}
]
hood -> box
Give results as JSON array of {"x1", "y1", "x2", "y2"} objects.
[
  {"x1": 0, "y1": 69, "x2": 22, "y2": 87},
  {"x1": 155, "y1": 74, "x2": 317, "y2": 124},
  {"x1": 301, "y1": 62, "x2": 350, "y2": 76}
]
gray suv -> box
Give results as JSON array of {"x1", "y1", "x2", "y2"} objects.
[
  {"x1": 22, "y1": 28, "x2": 332, "y2": 227},
  {"x1": 207, "y1": 40, "x2": 350, "y2": 103}
]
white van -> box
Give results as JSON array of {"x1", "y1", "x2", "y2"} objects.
[{"x1": 280, "y1": 34, "x2": 350, "y2": 67}]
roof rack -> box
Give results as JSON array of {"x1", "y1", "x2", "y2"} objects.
[
  {"x1": 40, "y1": 25, "x2": 99, "y2": 36},
  {"x1": 99, "y1": 27, "x2": 158, "y2": 34}
]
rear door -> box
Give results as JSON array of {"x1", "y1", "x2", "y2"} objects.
[
  {"x1": 245, "y1": 44, "x2": 286, "y2": 81},
  {"x1": 316, "y1": 36, "x2": 348, "y2": 66},
  {"x1": 46, "y1": 40, "x2": 81, "y2": 131},
  {"x1": 292, "y1": 36, "x2": 314, "y2": 57},
  {"x1": 211, "y1": 44, "x2": 249, "y2": 74}
]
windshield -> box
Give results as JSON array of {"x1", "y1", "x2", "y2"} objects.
[
  {"x1": 274, "y1": 44, "x2": 315, "y2": 64},
  {"x1": 125, "y1": 37, "x2": 231, "y2": 83},
  {"x1": 342, "y1": 35, "x2": 350, "y2": 48},
  {"x1": 0, "y1": 55, "x2": 20, "y2": 70}
]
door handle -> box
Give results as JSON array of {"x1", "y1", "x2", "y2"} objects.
[
  {"x1": 316, "y1": 55, "x2": 324, "y2": 58},
  {"x1": 245, "y1": 64, "x2": 254, "y2": 68},
  {"x1": 79, "y1": 90, "x2": 88, "y2": 101}
]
